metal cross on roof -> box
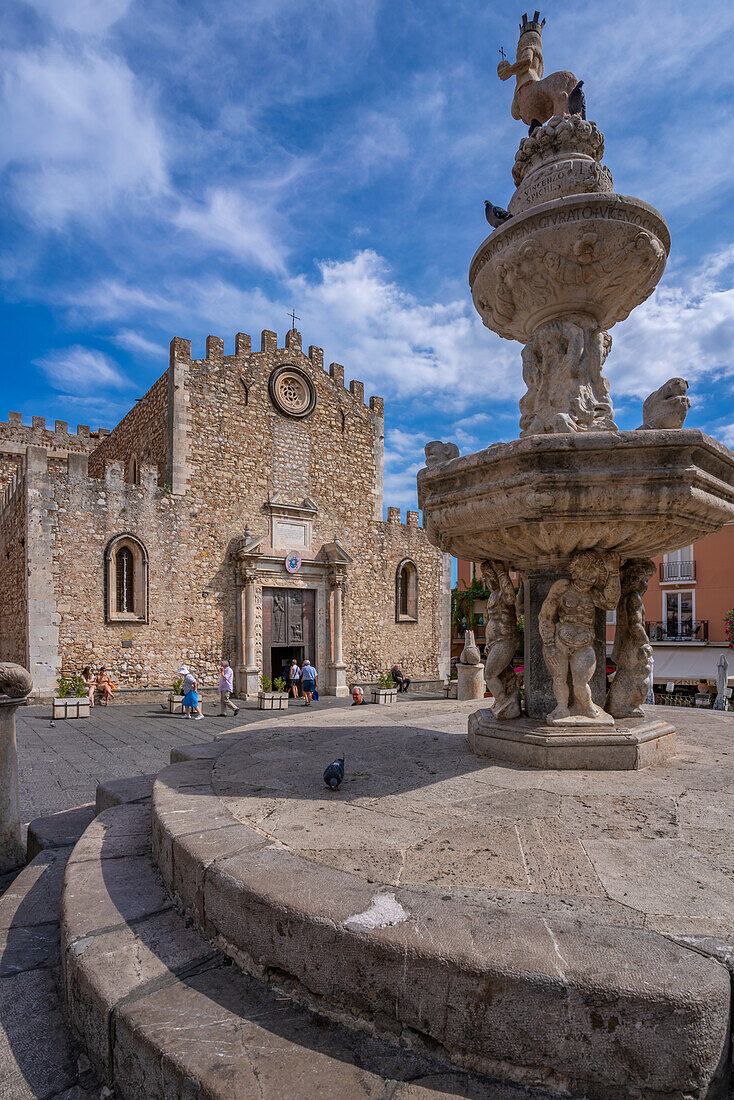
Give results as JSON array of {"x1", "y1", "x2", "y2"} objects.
[
  {"x1": 288, "y1": 308, "x2": 300, "y2": 329},
  {"x1": 499, "y1": 46, "x2": 506, "y2": 60}
]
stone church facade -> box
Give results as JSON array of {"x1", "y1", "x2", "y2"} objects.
[{"x1": 0, "y1": 327, "x2": 450, "y2": 699}]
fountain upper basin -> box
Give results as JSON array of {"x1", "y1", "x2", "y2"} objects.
[
  {"x1": 417, "y1": 429, "x2": 734, "y2": 570},
  {"x1": 470, "y1": 193, "x2": 670, "y2": 343}
]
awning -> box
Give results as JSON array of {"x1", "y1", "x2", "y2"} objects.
[{"x1": 649, "y1": 645, "x2": 733, "y2": 684}]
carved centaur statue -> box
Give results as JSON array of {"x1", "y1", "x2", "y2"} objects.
[{"x1": 498, "y1": 12, "x2": 585, "y2": 134}]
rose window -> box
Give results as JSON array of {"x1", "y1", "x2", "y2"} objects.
[{"x1": 268, "y1": 365, "x2": 316, "y2": 419}]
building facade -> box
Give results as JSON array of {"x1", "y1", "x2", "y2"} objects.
[{"x1": 0, "y1": 328, "x2": 450, "y2": 699}]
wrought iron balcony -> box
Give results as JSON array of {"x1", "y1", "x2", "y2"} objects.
[
  {"x1": 645, "y1": 620, "x2": 708, "y2": 643},
  {"x1": 659, "y1": 560, "x2": 695, "y2": 582}
]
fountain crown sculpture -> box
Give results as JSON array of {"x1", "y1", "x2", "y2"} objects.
[{"x1": 498, "y1": 11, "x2": 581, "y2": 129}]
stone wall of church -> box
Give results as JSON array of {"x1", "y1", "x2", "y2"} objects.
[
  {"x1": 11, "y1": 329, "x2": 448, "y2": 697},
  {"x1": 0, "y1": 470, "x2": 27, "y2": 666},
  {"x1": 88, "y1": 373, "x2": 169, "y2": 484},
  {"x1": 0, "y1": 413, "x2": 107, "y2": 495},
  {"x1": 18, "y1": 449, "x2": 194, "y2": 697},
  {"x1": 346, "y1": 511, "x2": 451, "y2": 682}
]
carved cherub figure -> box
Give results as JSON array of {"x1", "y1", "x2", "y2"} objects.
[
  {"x1": 497, "y1": 12, "x2": 584, "y2": 133},
  {"x1": 539, "y1": 551, "x2": 620, "y2": 722},
  {"x1": 605, "y1": 559, "x2": 655, "y2": 718},
  {"x1": 481, "y1": 560, "x2": 521, "y2": 719}
]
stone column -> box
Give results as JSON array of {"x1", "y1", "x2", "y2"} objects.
[
  {"x1": 238, "y1": 568, "x2": 260, "y2": 700},
  {"x1": 524, "y1": 568, "x2": 606, "y2": 721},
  {"x1": 0, "y1": 665, "x2": 33, "y2": 874},
  {"x1": 328, "y1": 569, "x2": 349, "y2": 697}
]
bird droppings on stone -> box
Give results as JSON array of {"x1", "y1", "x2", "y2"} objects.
[{"x1": 344, "y1": 892, "x2": 409, "y2": 931}]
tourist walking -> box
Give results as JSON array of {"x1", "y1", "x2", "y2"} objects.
[
  {"x1": 218, "y1": 662, "x2": 239, "y2": 716},
  {"x1": 300, "y1": 659, "x2": 318, "y2": 706},
  {"x1": 391, "y1": 664, "x2": 411, "y2": 693},
  {"x1": 179, "y1": 665, "x2": 203, "y2": 719},
  {"x1": 96, "y1": 667, "x2": 114, "y2": 706},
  {"x1": 82, "y1": 666, "x2": 96, "y2": 707},
  {"x1": 288, "y1": 658, "x2": 301, "y2": 698}
]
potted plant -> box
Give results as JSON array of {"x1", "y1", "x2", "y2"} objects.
[
  {"x1": 257, "y1": 674, "x2": 289, "y2": 710},
  {"x1": 371, "y1": 671, "x2": 398, "y2": 704},
  {"x1": 168, "y1": 676, "x2": 184, "y2": 714},
  {"x1": 53, "y1": 674, "x2": 90, "y2": 719}
]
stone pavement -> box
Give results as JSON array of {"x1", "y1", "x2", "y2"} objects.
[
  {"x1": 14, "y1": 693, "x2": 362, "y2": 827},
  {"x1": 208, "y1": 698, "x2": 734, "y2": 945}
]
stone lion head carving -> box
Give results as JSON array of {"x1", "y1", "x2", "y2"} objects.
[
  {"x1": 639, "y1": 377, "x2": 690, "y2": 430},
  {"x1": 424, "y1": 441, "x2": 460, "y2": 468}
]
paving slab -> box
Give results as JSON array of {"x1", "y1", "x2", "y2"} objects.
[{"x1": 146, "y1": 701, "x2": 734, "y2": 1096}]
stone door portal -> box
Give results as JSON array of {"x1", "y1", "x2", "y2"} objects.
[{"x1": 262, "y1": 588, "x2": 315, "y2": 682}]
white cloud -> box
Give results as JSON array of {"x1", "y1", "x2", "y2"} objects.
[
  {"x1": 34, "y1": 346, "x2": 129, "y2": 391},
  {"x1": 63, "y1": 280, "x2": 173, "y2": 324},
  {"x1": 112, "y1": 329, "x2": 168, "y2": 359},
  {"x1": 606, "y1": 247, "x2": 734, "y2": 402},
  {"x1": 0, "y1": 43, "x2": 167, "y2": 228},
  {"x1": 174, "y1": 187, "x2": 288, "y2": 274},
  {"x1": 25, "y1": 0, "x2": 132, "y2": 35}
]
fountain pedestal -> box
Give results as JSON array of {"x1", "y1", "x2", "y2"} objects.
[{"x1": 468, "y1": 711, "x2": 676, "y2": 769}]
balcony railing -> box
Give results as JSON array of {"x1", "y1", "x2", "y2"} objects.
[
  {"x1": 645, "y1": 620, "x2": 708, "y2": 643},
  {"x1": 659, "y1": 560, "x2": 696, "y2": 582}
]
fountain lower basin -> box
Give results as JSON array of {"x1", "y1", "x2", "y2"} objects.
[{"x1": 417, "y1": 429, "x2": 734, "y2": 571}]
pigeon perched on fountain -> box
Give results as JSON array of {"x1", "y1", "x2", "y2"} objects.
[
  {"x1": 568, "y1": 80, "x2": 585, "y2": 120},
  {"x1": 485, "y1": 201, "x2": 513, "y2": 229},
  {"x1": 323, "y1": 756, "x2": 345, "y2": 791}
]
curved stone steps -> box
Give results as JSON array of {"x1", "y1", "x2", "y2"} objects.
[
  {"x1": 151, "y1": 750, "x2": 733, "y2": 1100},
  {"x1": 60, "y1": 799, "x2": 548, "y2": 1099},
  {"x1": 0, "y1": 817, "x2": 107, "y2": 1099}
]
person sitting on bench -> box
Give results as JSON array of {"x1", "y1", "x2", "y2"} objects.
[{"x1": 391, "y1": 664, "x2": 411, "y2": 693}]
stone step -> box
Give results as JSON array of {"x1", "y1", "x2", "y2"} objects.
[
  {"x1": 0, "y1": 820, "x2": 107, "y2": 1098},
  {"x1": 60, "y1": 800, "x2": 548, "y2": 1099},
  {"x1": 94, "y1": 773, "x2": 156, "y2": 813},
  {"x1": 150, "y1": 750, "x2": 733, "y2": 1100},
  {"x1": 26, "y1": 803, "x2": 95, "y2": 861}
]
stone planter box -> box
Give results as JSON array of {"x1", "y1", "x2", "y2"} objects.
[
  {"x1": 257, "y1": 692, "x2": 289, "y2": 711},
  {"x1": 370, "y1": 688, "x2": 398, "y2": 705},
  {"x1": 52, "y1": 698, "x2": 90, "y2": 719},
  {"x1": 168, "y1": 693, "x2": 184, "y2": 714}
]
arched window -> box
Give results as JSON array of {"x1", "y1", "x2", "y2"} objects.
[
  {"x1": 395, "y1": 559, "x2": 418, "y2": 623},
  {"x1": 105, "y1": 534, "x2": 148, "y2": 622},
  {"x1": 127, "y1": 455, "x2": 140, "y2": 485},
  {"x1": 116, "y1": 546, "x2": 134, "y2": 612}
]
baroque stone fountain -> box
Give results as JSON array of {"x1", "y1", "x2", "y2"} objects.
[{"x1": 418, "y1": 12, "x2": 734, "y2": 769}]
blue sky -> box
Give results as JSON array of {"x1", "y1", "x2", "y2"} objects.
[{"x1": 1, "y1": 0, "x2": 734, "y2": 512}]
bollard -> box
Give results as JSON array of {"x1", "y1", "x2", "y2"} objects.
[{"x1": 0, "y1": 663, "x2": 33, "y2": 873}]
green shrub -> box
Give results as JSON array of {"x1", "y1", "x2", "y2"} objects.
[
  {"x1": 57, "y1": 673, "x2": 88, "y2": 698},
  {"x1": 378, "y1": 671, "x2": 394, "y2": 689},
  {"x1": 172, "y1": 676, "x2": 184, "y2": 695},
  {"x1": 260, "y1": 674, "x2": 272, "y2": 693},
  {"x1": 273, "y1": 676, "x2": 287, "y2": 693}
]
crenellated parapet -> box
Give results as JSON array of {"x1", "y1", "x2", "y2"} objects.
[{"x1": 169, "y1": 329, "x2": 383, "y2": 413}]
